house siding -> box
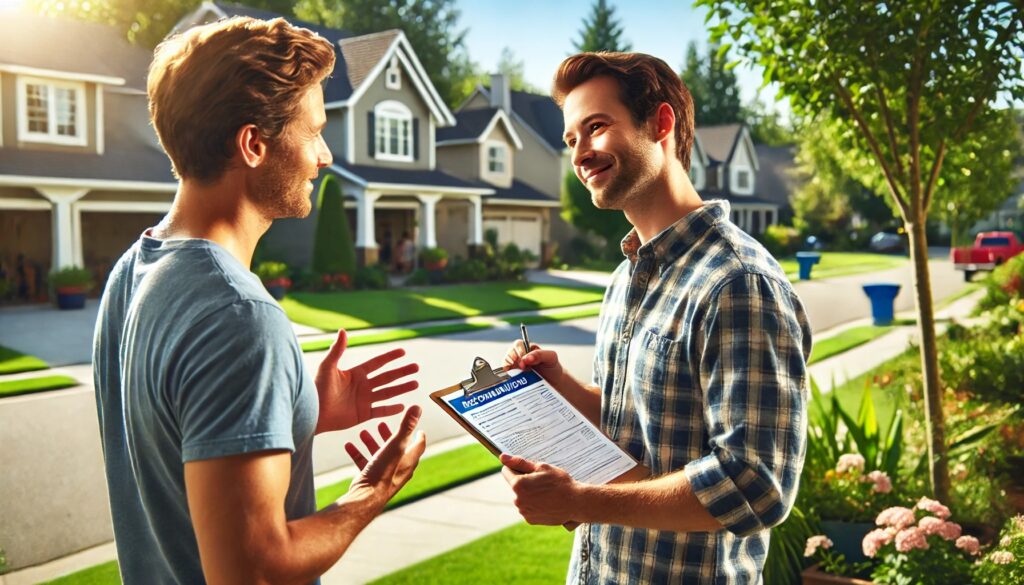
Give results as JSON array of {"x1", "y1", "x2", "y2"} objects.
[
  {"x1": 510, "y1": 117, "x2": 561, "y2": 196},
  {"x1": 436, "y1": 198, "x2": 469, "y2": 258},
  {"x1": 352, "y1": 58, "x2": 432, "y2": 170},
  {"x1": 436, "y1": 143, "x2": 478, "y2": 182},
  {"x1": 325, "y1": 109, "x2": 346, "y2": 161}
]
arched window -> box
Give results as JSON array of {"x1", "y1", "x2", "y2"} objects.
[{"x1": 374, "y1": 100, "x2": 413, "y2": 162}]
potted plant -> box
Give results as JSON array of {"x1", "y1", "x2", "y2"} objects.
[
  {"x1": 254, "y1": 261, "x2": 291, "y2": 300},
  {"x1": 49, "y1": 266, "x2": 93, "y2": 310},
  {"x1": 421, "y1": 247, "x2": 449, "y2": 271}
]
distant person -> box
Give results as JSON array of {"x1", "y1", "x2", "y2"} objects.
[
  {"x1": 380, "y1": 229, "x2": 393, "y2": 267},
  {"x1": 92, "y1": 17, "x2": 424, "y2": 584},
  {"x1": 395, "y1": 231, "x2": 415, "y2": 273}
]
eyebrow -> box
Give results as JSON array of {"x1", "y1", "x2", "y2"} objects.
[{"x1": 563, "y1": 113, "x2": 608, "y2": 143}]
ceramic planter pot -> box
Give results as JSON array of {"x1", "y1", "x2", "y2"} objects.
[
  {"x1": 801, "y1": 563, "x2": 876, "y2": 585},
  {"x1": 820, "y1": 520, "x2": 875, "y2": 564},
  {"x1": 266, "y1": 284, "x2": 288, "y2": 300},
  {"x1": 55, "y1": 286, "x2": 87, "y2": 310}
]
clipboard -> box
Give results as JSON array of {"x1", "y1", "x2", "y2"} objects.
[{"x1": 429, "y1": 356, "x2": 651, "y2": 519}]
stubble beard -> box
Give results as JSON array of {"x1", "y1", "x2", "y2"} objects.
[
  {"x1": 251, "y1": 146, "x2": 312, "y2": 220},
  {"x1": 589, "y1": 141, "x2": 659, "y2": 213}
]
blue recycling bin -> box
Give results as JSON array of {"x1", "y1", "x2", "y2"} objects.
[
  {"x1": 795, "y1": 252, "x2": 822, "y2": 280},
  {"x1": 862, "y1": 284, "x2": 901, "y2": 326}
]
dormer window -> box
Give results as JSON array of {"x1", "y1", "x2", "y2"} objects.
[
  {"x1": 17, "y1": 77, "x2": 87, "y2": 146},
  {"x1": 385, "y1": 57, "x2": 401, "y2": 90},
  {"x1": 487, "y1": 143, "x2": 507, "y2": 173},
  {"x1": 735, "y1": 169, "x2": 751, "y2": 191},
  {"x1": 374, "y1": 100, "x2": 413, "y2": 162}
]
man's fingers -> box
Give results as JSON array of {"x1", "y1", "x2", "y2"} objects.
[
  {"x1": 398, "y1": 404, "x2": 422, "y2": 434},
  {"x1": 345, "y1": 442, "x2": 368, "y2": 470},
  {"x1": 500, "y1": 465, "x2": 521, "y2": 484},
  {"x1": 378, "y1": 422, "x2": 393, "y2": 442},
  {"x1": 323, "y1": 329, "x2": 348, "y2": 366},
  {"x1": 499, "y1": 452, "x2": 539, "y2": 473},
  {"x1": 356, "y1": 348, "x2": 407, "y2": 375},
  {"x1": 367, "y1": 363, "x2": 419, "y2": 387},
  {"x1": 368, "y1": 404, "x2": 404, "y2": 420},
  {"x1": 359, "y1": 429, "x2": 380, "y2": 454},
  {"x1": 371, "y1": 381, "x2": 419, "y2": 402}
]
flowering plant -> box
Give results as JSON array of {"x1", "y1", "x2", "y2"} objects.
[
  {"x1": 864, "y1": 497, "x2": 980, "y2": 585},
  {"x1": 801, "y1": 452, "x2": 899, "y2": 523},
  {"x1": 973, "y1": 514, "x2": 1024, "y2": 585},
  {"x1": 804, "y1": 534, "x2": 872, "y2": 578},
  {"x1": 318, "y1": 272, "x2": 352, "y2": 291}
]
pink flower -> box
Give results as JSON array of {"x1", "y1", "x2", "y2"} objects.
[
  {"x1": 867, "y1": 470, "x2": 893, "y2": 494},
  {"x1": 836, "y1": 453, "x2": 866, "y2": 474},
  {"x1": 863, "y1": 528, "x2": 894, "y2": 558},
  {"x1": 990, "y1": 550, "x2": 1015, "y2": 565},
  {"x1": 956, "y1": 535, "x2": 981, "y2": 556},
  {"x1": 915, "y1": 496, "x2": 951, "y2": 519},
  {"x1": 936, "y1": 521, "x2": 962, "y2": 541},
  {"x1": 877, "y1": 506, "x2": 917, "y2": 529},
  {"x1": 918, "y1": 516, "x2": 945, "y2": 535},
  {"x1": 805, "y1": 535, "x2": 833, "y2": 557},
  {"x1": 895, "y1": 526, "x2": 930, "y2": 553}
]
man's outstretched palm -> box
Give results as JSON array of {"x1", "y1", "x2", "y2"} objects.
[{"x1": 314, "y1": 329, "x2": 419, "y2": 434}]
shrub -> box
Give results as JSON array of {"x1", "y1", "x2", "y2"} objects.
[
  {"x1": 312, "y1": 176, "x2": 356, "y2": 277},
  {"x1": 406, "y1": 268, "x2": 429, "y2": 286},
  {"x1": 976, "y1": 252, "x2": 1024, "y2": 312},
  {"x1": 49, "y1": 266, "x2": 94, "y2": 290},
  {"x1": 420, "y1": 247, "x2": 449, "y2": 265},
  {"x1": 761, "y1": 224, "x2": 802, "y2": 258},
  {"x1": 445, "y1": 258, "x2": 488, "y2": 283},
  {"x1": 254, "y1": 261, "x2": 289, "y2": 283},
  {"x1": 355, "y1": 265, "x2": 389, "y2": 290},
  {"x1": 973, "y1": 515, "x2": 1024, "y2": 585},
  {"x1": 939, "y1": 319, "x2": 1024, "y2": 407}
]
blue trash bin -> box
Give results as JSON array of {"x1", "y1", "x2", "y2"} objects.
[
  {"x1": 862, "y1": 284, "x2": 901, "y2": 325},
  {"x1": 795, "y1": 252, "x2": 822, "y2": 280}
]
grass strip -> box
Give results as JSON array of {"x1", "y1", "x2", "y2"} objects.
[
  {"x1": 301, "y1": 322, "x2": 492, "y2": 352},
  {"x1": 315, "y1": 443, "x2": 501, "y2": 511},
  {"x1": 809, "y1": 325, "x2": 893, "y2": 365},
  {"x1": 778, "y1": 252, "x2": 907, "y2": 281},
  {"x1": 0, "y1": 374, "x2": 79, "y2": 398},
  {"x1": 39, "y1": 560, "x2": 120, "y2": 585},
  {"x1": 0, "y1": 345, "x2": 49, "y2": 375},
  {"x1": 371, "y1": 522, "x2": 575, "y2": 584},
  {"x1": 501, "y1": 305, "x2": 602, "y2": 326}
]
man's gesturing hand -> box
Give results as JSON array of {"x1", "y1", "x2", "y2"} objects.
[
  {"x1": 500, "y1": 453, "x2": 581, "y2": 526},
  {"x1": 344, "y1": 406, "x2": 426, "y2": 511},
  {"x1": 315, "y1": 329, "x2": 419, "y2": 434}
]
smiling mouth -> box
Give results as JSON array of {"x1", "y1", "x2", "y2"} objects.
[{"x1": 586, "y1": 164, "x2": 613, "y2": 183}]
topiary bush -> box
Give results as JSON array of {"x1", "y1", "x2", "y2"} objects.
[{"x1": 312, "y1": 176, "x2": 356, "y2": 278}]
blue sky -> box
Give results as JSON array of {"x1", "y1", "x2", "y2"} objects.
[{"x1": 458, "y1": 0, "x2": 787, "y2": 115}]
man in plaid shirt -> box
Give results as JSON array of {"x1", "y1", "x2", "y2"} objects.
[{"x1": 501, "y1": 52, "x2": 811, "y2": 583}]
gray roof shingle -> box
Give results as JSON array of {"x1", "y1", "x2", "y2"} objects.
[
  {"x1": 695, "y1": 124, "x2": 743, "y2": 163},
  {"x1": 436, "y1": 108, "x2": 500, "y2": 143},
  {"x1": 330, "y1": 163, "x2": 492, "y2": 191}
]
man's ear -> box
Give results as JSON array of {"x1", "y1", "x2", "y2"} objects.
[
  {"x1": 652, "y1": 103, "x2": 676, "y2": 143},
  {"x1": 235, "y1": 124, "x2": 267, "y2": 169}
]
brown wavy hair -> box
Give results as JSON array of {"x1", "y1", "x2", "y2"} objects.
[
  {"x1": 148, "y1": 17, "x2": 336, "y2": 182},
  {"x1": 553, "y1": 52, "x2": 694, "y2": 171}
]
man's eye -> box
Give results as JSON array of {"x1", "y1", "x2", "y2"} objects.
[
  {"x1": 590, "y1": 122, "x2": 604, "y2": 133},
  {"x1": 567, "y1": 138, "x2": 577, "y2": 148}
]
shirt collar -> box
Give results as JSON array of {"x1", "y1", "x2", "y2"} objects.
[{"x1": 619, "y1": 200, "x2": 730, "y2": 269}]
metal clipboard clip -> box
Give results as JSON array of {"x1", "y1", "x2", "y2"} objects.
[{"x1": 459, "y1": 357, "x2": 510, "y2": 397}]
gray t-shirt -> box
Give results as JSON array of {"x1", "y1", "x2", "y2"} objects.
[{"x1": 93, "y1": 233, "x2": 319, "y2": 584}]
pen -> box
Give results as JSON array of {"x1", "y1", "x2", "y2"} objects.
[{"x1": 520, "y1": 322, "x2": 532, "y2": 354}]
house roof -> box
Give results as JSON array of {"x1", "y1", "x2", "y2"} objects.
[
  {"x1": 327, "y1": 163, "x2": 493, "y2": 194},
  {"x1": 695, "y1": 124, "x2": 744, "y2": 163},
  {"x1": 489, "y1": 179, "x2": 560, "y2": 206},
  {"x1": 0, "y1": 92, "x2": 175, "y2": 186},
  {"x1": 338, "y1": 30, "x2": 401, "y2": 90},
  {"x1": 472, "y1": 86, "x2": 565, "y2": 152},
  {"x1": 0, "y1": 10, "x2": 149, "y2": 90},
  {"x1": 752, "y1": 144, "x2": 802, "y2": 210},
  {"x1": 437, "y1": 108, "x2": 501, "y2": 142}
]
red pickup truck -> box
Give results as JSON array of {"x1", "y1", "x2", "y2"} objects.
[{"x1": 951, "y1": 231, "x2": 1024, "y2": 281}]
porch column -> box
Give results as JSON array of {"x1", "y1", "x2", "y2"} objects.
[
  {"x1": 417, "y1": 194, "x2": 442, "y2": 249},
  {"x1": 36, "y1": 187, "x2": 88, "y2": 270},
  {"x1": 355, "y1": 189, "x2": 380, "y2": 266},
  {"x1": 468, "y1": 196, "x2": 483, "y2": 246}
]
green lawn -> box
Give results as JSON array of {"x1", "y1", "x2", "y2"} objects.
[
  {"x1": 282, "y1": 283, "x2": 605, "y2": 332},
  {"x1": 371, "y1": 522, "x2": 575, "y2": 585},
  {"x1": 301, "y1": 322, "x2": 494, "y2": 352},
  {"x1": 0, "y1": 345, "x2": 48, "y2": 375},
  {"x1": 40, "y1": 561, "x2": 120, "y2": 585},
  {"x1": 778, "y1": 252, "x2": 907, "y2": 281},
  {"x1": 0, "y1": 374, "x2": 79, "y2": 398},
  {"x1": 500, "y1": 305, "x2": 602, "y2": 327},
  {"x1": 316, "y1": 443, "x2": 501, "y2": 510}
]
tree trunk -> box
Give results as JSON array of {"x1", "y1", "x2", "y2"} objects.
[{"x1": 906, "y1": 217, "x2": 951, "y2": 503}]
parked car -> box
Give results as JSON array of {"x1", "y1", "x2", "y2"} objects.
[
  {"x1": 869, "y1": 231, "x2": 906, "y2": 254},
  {"x1": 950, "y1": 231, "x2": 1024, "y2": 281}
]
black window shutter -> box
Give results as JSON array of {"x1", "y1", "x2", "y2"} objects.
[
  {"x1": 368, "y1": 111, "x2": 375, "y2": 157},
  {"x1": 413, "y1": 118, "x2": 420, "y2": 161}
]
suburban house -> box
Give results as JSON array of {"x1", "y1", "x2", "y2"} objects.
[
  {"x1": 693, "y1": 123, "x2": 779, "y2": 234},
  {"x1": 0, "y1": 11, "x2": 176, "y2": 300}
]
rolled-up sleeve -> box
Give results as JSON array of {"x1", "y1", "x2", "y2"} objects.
[{"x1": 683, "y1": 272, "x2": 811, "y2": 537}]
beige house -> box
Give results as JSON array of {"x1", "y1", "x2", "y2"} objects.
[{"x1": 693, "y1": 123, "x2": 779, "y2": 235}]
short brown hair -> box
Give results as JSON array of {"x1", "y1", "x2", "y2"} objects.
[
  {"x1": 148, "y1": 17, "x2": 336, "y2": 182},
  {"x1": 553, "y1": 52, "x2": 694, "y2": 171}
]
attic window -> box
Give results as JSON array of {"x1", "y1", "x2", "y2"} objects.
[
  {"x1": 385, "y1": 57, "x2": 401, "y2": 90},
  {"x1": 735, "y1": 169, "x2": 751, "y2": 190},
  {"x1": 487, "y1": 143, "x2": 507, "y2": 173},
  {"x1": 17, "y1": 77, "x2": 87, "y2": 146}
]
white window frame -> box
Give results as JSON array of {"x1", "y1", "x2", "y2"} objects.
[
  {"x1": 17, "y1": 76, "x2": 88, "y2": 146},
  {"x1": 486, "y1": 142, "x2": 507, "y2": 174},
  {"x1": 374, "y1": 100, "x2": 413, "y2": 162},
  {"x1": 732, "y1": 167, "x2": 753, "y2": 194},
  {"x1": 690, "y1": 163, "x2": 705, "y2": 190},
  {"x1": 385, "y1": 56, "x2": 401, "y2": 90}
]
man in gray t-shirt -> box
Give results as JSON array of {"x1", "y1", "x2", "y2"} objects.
[{"x1": 93, "y1": 17, "x2": 424, "y2": 584}]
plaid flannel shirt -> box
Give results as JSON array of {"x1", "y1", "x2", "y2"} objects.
[{"x1": 568, "y1": 200, "x2": 812, "y2": 584}]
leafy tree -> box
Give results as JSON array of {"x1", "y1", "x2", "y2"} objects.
[
  {"x1": 572, "y1": 0, "x2": 632, "y2": 53},
  {"x1": 312, "y1": 176, "x2": 357, "y2": 276},
  {"x1": 561, "y1": 170, "x2": 631, "y2": 260},
  {"x1": 493, "y1": 46, "x2": 541, "y2": 93},
  {"x1": 700, "y1": 0, "x2": 1024, "y2": 502},
  {"x1": 680, "y1": 41, "x2": 743, "y2": 126},
  {"x1": 746, "y1": 100, "x2": 795, "y2": 146}
]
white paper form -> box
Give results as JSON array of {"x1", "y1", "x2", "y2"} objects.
[{"x1": 443, "y1": 369, "x2": 637, "y2": 485}]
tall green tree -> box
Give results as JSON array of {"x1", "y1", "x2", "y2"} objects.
[
  {"x1": 700, "y1": 0, "x2": 1024, "y2": 503},
  {"x1": 572, "y1": 0, "x2": 632, "y2": 53},
  {"x1": 312, "y1": 176, "x2": 357, "y2": 276},
  {"x1": 680, "y1": 41, "x2": 743, "y2": 126},
  {"x1": 299, "y1": 0, "x2": 474, "y2": 107},
  {"x1": 561, "y1": 170, "x2": 631, "y2": 260}
]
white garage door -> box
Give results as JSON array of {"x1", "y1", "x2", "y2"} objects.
[{"x1": 483, "y1": 215, "x2": 542, "y2": 258}]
